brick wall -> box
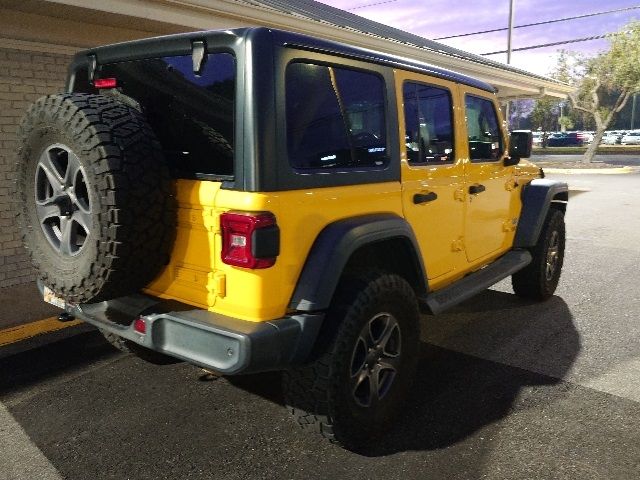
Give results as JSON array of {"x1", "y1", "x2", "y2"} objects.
[{"x1": 0, "y1": 48, "x2": 72, "y2": 287}]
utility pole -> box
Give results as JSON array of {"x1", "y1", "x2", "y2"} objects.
[
  {"x1": 505, "y1": 0, "x2": 515, "y2": 127},
  {"x1": 507, "y1": 0, "x2": 515, "y2": 64},
  {"x1": 632, "y1": 93, "x2": 637, "y2": 130}
]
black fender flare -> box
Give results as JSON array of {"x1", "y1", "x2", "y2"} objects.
[
  {"x1": 289, "y1": 213, "x2": 427, "y2": 311},
  {"x1": 514, "y1": 179, "x2": 568, "y2": 248}
]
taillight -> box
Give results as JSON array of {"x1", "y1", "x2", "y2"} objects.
[
  {"x1": 133, "y1": 317, "x2": 146, "y2": 334},
  {"x1": 220, "y1": 212, "x2": 279, "y2": 269},
  {"x1": 94, "y1": 78, "x2": 117, "y2": 89}
]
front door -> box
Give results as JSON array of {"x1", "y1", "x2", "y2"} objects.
[
  {"x1": 460, "y1": 89, "x2": 515, "y2": 263},
  {"x1": 398, "y1": 73, "x2": 466, "y2": 282}
]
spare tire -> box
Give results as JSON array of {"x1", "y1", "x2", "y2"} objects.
[{"x1": 15, "y1": 94, "x2": 175, "y2": 304}]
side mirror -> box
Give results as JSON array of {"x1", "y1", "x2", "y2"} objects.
[{"x1": 507, "y1": 130, "x2": 533, "y2": 165}]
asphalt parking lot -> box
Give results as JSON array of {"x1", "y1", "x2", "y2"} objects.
[{"x1": 1, "y1": 170, "x2": 639, "y2": 480}]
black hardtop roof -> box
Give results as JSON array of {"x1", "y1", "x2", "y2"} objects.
[
  {"x1": 267, "y1": 28, "x2": 495, "y2": 93},
  {"x1": 78, "y1": 27, "x2": 495, "y2": 92}
]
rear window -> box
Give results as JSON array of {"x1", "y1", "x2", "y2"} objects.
[
  {"x1": 98, "y1": 53, "x2": 236, "y2": 180},
  {"x1": 285, "y1": 62, "x2": 388, "y2": 170}
]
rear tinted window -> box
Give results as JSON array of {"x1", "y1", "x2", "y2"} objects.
[
  {"x1": 286, "y1": 62, "x2": 388, "y2": 170},
  {"x1": 99, "y1": 53, "x2": 236, "y2": 180}
]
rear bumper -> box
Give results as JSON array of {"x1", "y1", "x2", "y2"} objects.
[{"x1": 57, "y1": 292, "x2": 323, "y2": 375}]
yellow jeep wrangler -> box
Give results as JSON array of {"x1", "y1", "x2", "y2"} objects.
[{"x1": 15, "y1": 28, "x2": 567, "y2": 446}]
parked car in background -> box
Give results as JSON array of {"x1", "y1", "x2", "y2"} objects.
[
  {"x1": 621, "y1": 131, "x2": 640, "y2": 145},
  {"x1": 580, "y1": 131, "x2": 594, "y2": 144},
  {"x1": 547, "y1": 132, "x2": 585, "y2": 147},
  {"x1": 532, "y1": 131, "x2": 543, "y2": 146},
  {"x1": 601, "y1": 132, "x2": 619, "y2": 144}
]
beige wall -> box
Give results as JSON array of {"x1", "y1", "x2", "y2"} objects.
[
  {"x1": 0, "y1": 4, "x2": 202, "y2": 287},
  {"x1": 0, "y1": 48, "x2": 71, "y2": 287}
]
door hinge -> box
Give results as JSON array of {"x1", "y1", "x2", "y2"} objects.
[
  {"x1": 209, "y1": 272, "x2": 226, "y2": 298},
  {"x1": 451, "y1": 238, "x2": 465, "y2": 252},
  {"x1": 454, "y1": 188, "x2": 466, "y2": 202},
  {"x1": 505, "y1": 179, "x2": 519, "y2": 191},
  {"x1": 192, "y1": 40, "x2": 207, "y2": 75},
  {"x1": 502, "y1": 218, "x2": 518, "y2": 232}
]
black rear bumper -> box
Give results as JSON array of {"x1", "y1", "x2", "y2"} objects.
[{"x1": 50, "y1": 289, "x2": 323, "y2": 375}]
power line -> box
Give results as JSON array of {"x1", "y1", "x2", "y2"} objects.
[
  {"x1": 481, "y1": 32, "x2": 620, "y2": 56},
  {"x1": 347, "y1": 0, "x2": 399, "y2": 11},
  {"x1": 433, "y1": 5, "x2": 640, "y2": 41}
]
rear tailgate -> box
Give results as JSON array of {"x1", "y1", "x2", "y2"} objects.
[{"x1": 68, "y1": 33, "x2": 240, "y2": 309}]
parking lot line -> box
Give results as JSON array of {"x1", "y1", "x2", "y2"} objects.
[
  {"x1": 543, "y1": 166, "x2": 636, "y2": 174},
  {"x1": 0, "y1": 317, "x2": 82, "y2": 347}
]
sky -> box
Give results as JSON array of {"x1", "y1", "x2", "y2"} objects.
[{"x1": 316, "y1": 0, "x2": 640, "y2": 76}]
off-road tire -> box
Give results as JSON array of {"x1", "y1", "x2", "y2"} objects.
[
  {"x1": 15, "y1": 94, "x2": 175, "y2": 304},
  {"x1": 99, "y1": 329, "x2": 180, "y2": 365},
  {"x1": 512, "y1": 208, "x2": 565, "y2": 300},
  {"x1": 282, "y1": 272, "x2": 420, "y2": 448}
]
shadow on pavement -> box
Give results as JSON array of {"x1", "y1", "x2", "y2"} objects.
[
  {"x1": 228, "y1": 290, "x2": 580, "y2": 457},
  {"x1": 0, "y1": 331, "x2": 118, "y2": 396}
]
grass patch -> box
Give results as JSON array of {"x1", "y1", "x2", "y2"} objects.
[{"x1": 533, "y1": 145, "x2": 640, "y2": 155}]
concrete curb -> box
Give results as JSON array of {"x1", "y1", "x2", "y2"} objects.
[{"x1": 543, "y1": 166, "x2": 637, "y2": 175}]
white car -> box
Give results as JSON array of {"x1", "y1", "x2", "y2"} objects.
[
  {"x1": 620, "y1": 131, "x2": 640, "y2": 145},
  {"x1": 601, "y1": 132, "x2": 619, "y2": 145},
  {"x1": 532, "y1": 132, "x2": 543, "y2": 146},
  {"x1": 580, "y1": 131, "x2": 595, "y2": 143}
]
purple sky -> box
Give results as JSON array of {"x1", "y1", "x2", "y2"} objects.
[{"x1": 317, "y1": 0, "x2": 640, "y2": 75}]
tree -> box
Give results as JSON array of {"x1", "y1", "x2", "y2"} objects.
[
  {"x1": 558, "y1": 115, "x2": 574, "y2": 131},
  {"x1": 567, "y1": 22, "x2": 640, "y2": 163},
  {"x1": 530, "y1": 97, "x2": 559, "y2": 146}
]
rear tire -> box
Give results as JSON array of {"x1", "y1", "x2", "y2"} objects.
[
  {"x1": 512, "y1": 208, "x2": 565, "y2": 300},
  {"x1": 282, "y1": 272, "x2": 420, "y2": 448}
]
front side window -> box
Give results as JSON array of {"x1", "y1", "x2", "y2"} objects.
[
  {"x1": 403, "y1": 82, "x2": 454, "y2": 164},
  {"x1": 465, "y1": 95, "x2": 503, "y2": 162},
  {"x1": 286, "y1": 62, "x2": 387, "y2": 170}
]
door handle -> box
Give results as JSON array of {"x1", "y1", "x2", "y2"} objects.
[
  {"x1": 468, "y1": 184, "x2": 486, "y2": 195},
  {"x1": 413, "y1": 192, "x2": 438, "y2": 204}
]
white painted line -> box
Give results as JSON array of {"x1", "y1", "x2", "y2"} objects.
[
  {"x1": 544, "y1": 166, "x2": 636, "y2": 175},
  {"x1": 0, "y1": 402, "x2": 63, "y2": 480}
]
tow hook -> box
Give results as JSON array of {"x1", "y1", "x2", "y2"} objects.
[{"x1": 58, "y1": 312, "x2": 75, "y2": 322}]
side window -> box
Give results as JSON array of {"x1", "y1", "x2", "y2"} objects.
[
  {"x1": 403, "y1": 82, "x2": 454, "y2": 164},
  {"x1": 465, "y1": 95, "x2": 504, "y2": 162},
  {"x1": 286, "y1": 62, "x2": 388, "y2": 170}
]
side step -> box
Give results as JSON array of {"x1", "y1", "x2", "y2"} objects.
[{"x1": 422, "y1": 249, "x2": 532, "y2": 315}]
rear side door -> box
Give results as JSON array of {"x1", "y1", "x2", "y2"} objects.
[
  {"x1": 398, "y1": 72, "x2": 467, "y2": 283},
  {"x1": 460, "y1": 89, "x2": 517, "y2": 263}
]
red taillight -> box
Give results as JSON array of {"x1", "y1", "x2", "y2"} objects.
[
  {"x1": 133, "y1": 317, "x2": 146, "y2": 334},
  {"x1": 220, "y1": 212, "x2": 279, "y2": 269},
  {"x1": 94, "y1": 78, "x2": 117, "y2": 89}
]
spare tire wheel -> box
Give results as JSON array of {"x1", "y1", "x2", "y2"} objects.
[{"x1": 15, "y1": 93, "x2": 175, "y2": 304}]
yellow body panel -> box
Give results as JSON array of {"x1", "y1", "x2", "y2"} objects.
[
  {"x1": 146, "y1": 180, "x2": 403, "y2": 321},
  {"x1": 394, "y1": 70, "x2": 468, "y2": 285},
  {"x1": 144, "y1": 180, "x2": 222, "y2": 309},
  {"x1": 457, "y1": 85, "x2": 524, "y2": 273},
  {"x1": 145, "y1": 70, "x2": 538, "y2": 322}
]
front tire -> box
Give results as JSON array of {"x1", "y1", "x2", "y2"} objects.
[
  {"x1": 512, "y1": 208, "x2": 565, "y2": 300},
  {"x1": 283, "y1": 272, "x2": 420, "y2": 448}
]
